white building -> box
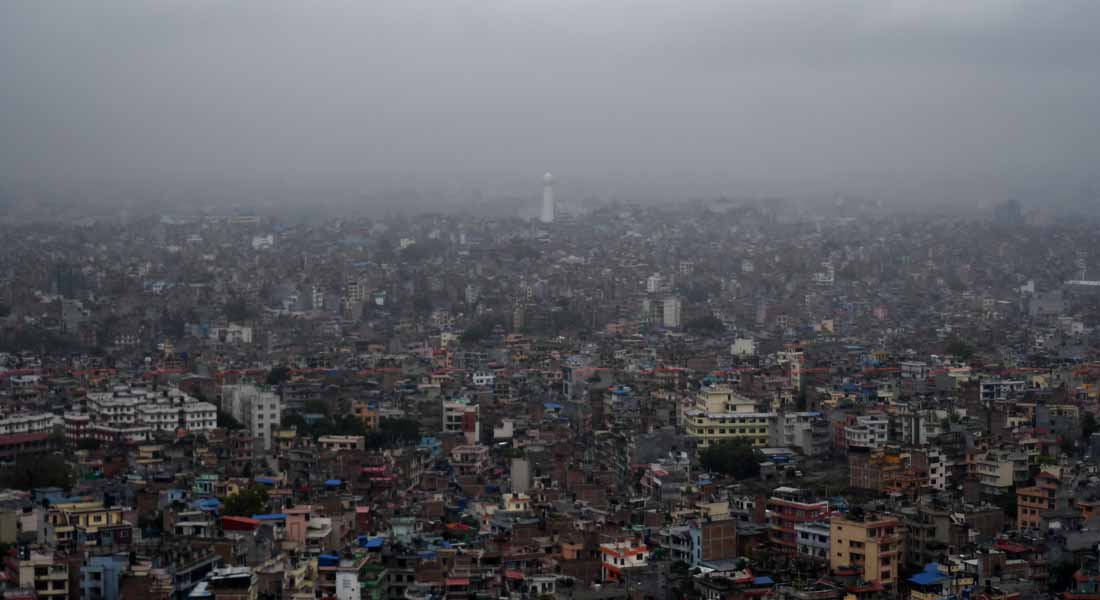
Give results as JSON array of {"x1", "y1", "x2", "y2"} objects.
[
  {"x1": 251, "y1": 234, "x2": 274, "y2": 250},
  {"x1": 540, "y1": 172, "x2": 556, "y2": 224},
  {"x1": 663, "y1": 296, "x2": 682, "y2": 329},
  {"x1": 442, "y1": 398, "x2": 479, "y2": 444},
  {"x1": 209, "y1": 324, "x2": 253, "y2": 345},
  {"x1": 222, "y1": 384, "x2": 283, "y2": 451},
  {"x1": 68, "y1": 385, "x2": 217, "y2": 444},
  {"x1": 845, "y1": 415, "x2": 890, "y2": 450},
  {"x1": 928, "y1": 447, "x2": 947, "y2": 491},
  {"x1": 980, "y1": 379, "x2": 1026, "y2": 402},
  {"x1": 646, "y1": 273, "x2": 666, "y2": 294},
  {"x1": 600, "y1": 541, "x2": 648, "y2": 582},
  {"x1": 731, "y1": 338, "x2": 756, "y2": 358},
  {"x1": 795, "y1": 521, "x2": 831, "y2": 562},
  {"x1": 0, "y1": 413, "x2": 57, "y2": 437},
  {"x1": 472, "y1": 371, "x2": 495, "y2": 387}
]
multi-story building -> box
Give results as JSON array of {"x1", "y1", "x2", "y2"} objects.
[
  {"x1": 66, "y1": 386, "x2": 217, "y2": 445},
  {"x1": 662, "y1": 296, "x2": 682, "y2": 329},
  {"x1": 1017, "y1": 471, "x2": 1059, "y2": 530},
  {"x1": 766, "y1": 487, "x2": 829, "y2": 554},
  {"x1": 682, "y1": 385, "x2": 773, "y2": 448},
  {"x1": 0, "y1": 413, "x2": 57, "y2": 436},
  {"x1": 317, "y1": 435, "x2": 366, "y2": 452},
  {"x1": 47, "y1": 501, "x2": 133, "y2": 550},
  {"x1": 795, "y1": 521, "x2": 831, "y2": 563},
  {"x1": 845, "y1": 415, "x2": 890, "y2": 450},
  {"x1": 18, "y1": 552, "x2": 69, "y2": 600},
  {"x1": 972, "y1": 449, "x2": 1028, "y2": 493},
  {"x1": 221, "y1": 384, "x2": 283, "y2": 451},
  {"x1": 352, "y1": 402, "x2": 380, "y2": 430},
  {"x1": 81, "y1": 554, "x2": 127, "y2": 600},
  {"x1": 771, "y1": 412, "x2": 831, "y2": 456},
  {"x1": 442, "y1": 398, "x2": 479, "y2": 444},
  {"x1": 980, "y1": 380, "x2": 1027, "y2": 402},
  {"x1": 829, "y1": 513, "x2": 903, "y2": 588},
  {"x1": 599, "y1": 541, "x2": 648, "y2": 583},
  {"x1": 450, "y1": 445, "x2": 489, "y2": 476},
  {"x1": 927, "y1": 446, "x2": 947, "y2": 491}
]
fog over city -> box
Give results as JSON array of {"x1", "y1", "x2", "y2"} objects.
[{"x1": 2, "y1": 1, "x2": 1100, "y2": 208}]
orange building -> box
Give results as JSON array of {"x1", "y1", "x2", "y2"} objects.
[{"x1": 1017, "y1": 471, "x2": 1058, "y2": 530}]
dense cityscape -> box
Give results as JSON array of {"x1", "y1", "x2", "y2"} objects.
[
  {"x1": 0, "y1": 188, "x2": 1099, "y2": 600},
  {"x1": 5, "y1": 1, "x2": 1100, "y2": 599}
]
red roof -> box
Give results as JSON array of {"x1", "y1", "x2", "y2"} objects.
[
  {"x1": 504, "y1": 570, "x2": 525, "y2": 580},
  {"x1": 994, "y1": 541, "x2": 1030, "y2": 554},
  {"x1": 0, "y1": 432, "x2": 50, "y2": 446},
  {"x1": 222, "y1": 516, "x2": 261, "y2": 530},
  {"x1": 446, "y1": 578, "x2": 470, "y2": 586}
]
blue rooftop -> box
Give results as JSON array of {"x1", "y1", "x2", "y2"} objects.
[
  {"x1": 324, "y1": 479, "x2": 342, "y2": 487},
  {"x1": 252, "y1": 513, "x2": 287, "y2": 521},
  {"x1": 753, "y1": 577, "x2": 775, "y2": 586},
  {"x1": 544, "y1": 402, "x2": 562, "y2": 410},
  {"x1": 909, "y1": 564, "x2": 947, "y2": 586},
  {"x1": 358, "y1": 536, "x2": 384, "y2": 549}
]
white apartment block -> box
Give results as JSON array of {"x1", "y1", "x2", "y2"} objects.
[
  {"x1": 0, "y1": 413, "x2": 58, "y2": 437},
  {"x1": 222, "y1": 384, "x2": 283, "y2": 451},
  {"x1": 66, "y1": 385, "x2": 217, "y2": 444},
  {"x1": 845, "y1": 415, "x2": 890, "y2": 450}
]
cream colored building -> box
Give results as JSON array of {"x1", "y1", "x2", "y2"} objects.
[
  {"x1": 681, "y1": 385, "x2": 773, "y2": 448},
  {"x1": 830, "y1": 514, "x2": 902, "y2": 588}
]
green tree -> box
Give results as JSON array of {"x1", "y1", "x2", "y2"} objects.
[
  {"x1": 945, "y1": 338, "x2": 975, "y2": 361},
  {"x1": 225, "y1": 296, "x2": 254, "y2": 322},
  {"x1": 222, "y1": 485, "x2": 269, "y2": 517},
  {"x1": 266, "y1": 367, "x2": 291, "y2": 386},
  {"x1": 699, "y1": 439, "x2": 761, "y2": 480},
  {"x1": 685, "y1": 315, "x2": 725, "y2": 335},
  {"x1": 0, "y1": 454, "x2": 73, "y2": 490},
  {"x1": 1083, "y1": 413, "x2": 1098, "y2": 441},
  {"x1": 366, "y1": 418, "x2": 421, "y2": 449}
]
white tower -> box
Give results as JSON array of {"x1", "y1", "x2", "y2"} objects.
[{"x1": 540, "y1": 172, "x2": 556, "y2": 223}]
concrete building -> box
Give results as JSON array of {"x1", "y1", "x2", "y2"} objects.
[
  {"x1": 682, "y1": 385, "x2": 773, "y2": 448},
  {"x1": 66, "y1": 386, "x2": 217, "y2": 445},
  {"x1": 442, "y1": 398, "x2": 479, "y2": 444},
  {"x1": 222, "y1": 384, "x2": 283, "y2": 451},
  {"x1": 81, "y1": 554, "x2": 127, "y2": 600},
  {"x1": 317, "y1": 435, "x2": 366, "y2": 452},
  {"x1": 766, "y1": 487, "x2": 829, "y2": 554},
  {"x1": 662, "y1": 296, "x2": 683, "y2": 329},
  {"x1": 829, "y1": 513, "x2": 902, "y2": 588},
  {"x1": 795, "y1": 521, "x2": 831, "y2": 562},
  {"x1": 771, "y1": 412, "x2": 831, "y2": 456},
  {"x1": 18, "y1": 552, "x2": 69, "y2": 600},
  {"x1": 600, "y1": 541, "x2": 648, "y2": 583},
  {"x1": 1017, "y1": 471, "x2": 1059, "y2": 530},
  {"x1": 845, "y1": 415, "x2": 890, "y2": 450}
]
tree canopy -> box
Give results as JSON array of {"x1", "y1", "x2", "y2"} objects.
[
  {"x1": 945, "y1": 338, "x2": 975, "y2": 361},
  {"x1": 222, "y1": 484, "x2": 269, "y2": 517},
  {"x1": 699, "y1": 438, "x2": 762, "y2": 480},
  {"x1": 266, "y1": 367, "x2": 292, "y2": 386},
  {"x1": 685, "y1": 315, "x2": 726, "y2": 335},
  {"x1": 0, "y1": 454, "x2": 73, "y2": 491}
]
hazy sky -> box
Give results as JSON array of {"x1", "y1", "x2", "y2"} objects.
[{"x1": 2, "y1": 1, "x2": 1099, "y2": 201}]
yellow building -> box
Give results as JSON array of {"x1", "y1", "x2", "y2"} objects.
[
  {"x1": 351, "y1": 402, "x2": 380, "y2": 429},
  {"x1": 830, "y1": 513, "x2": 903, "y2": 588},
  {"x1": 681, "y1": 385, "x2": 773, "y2": 448},
  {"x1": 48, "y1": 501, "x2": 131, "y2": 549}
]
